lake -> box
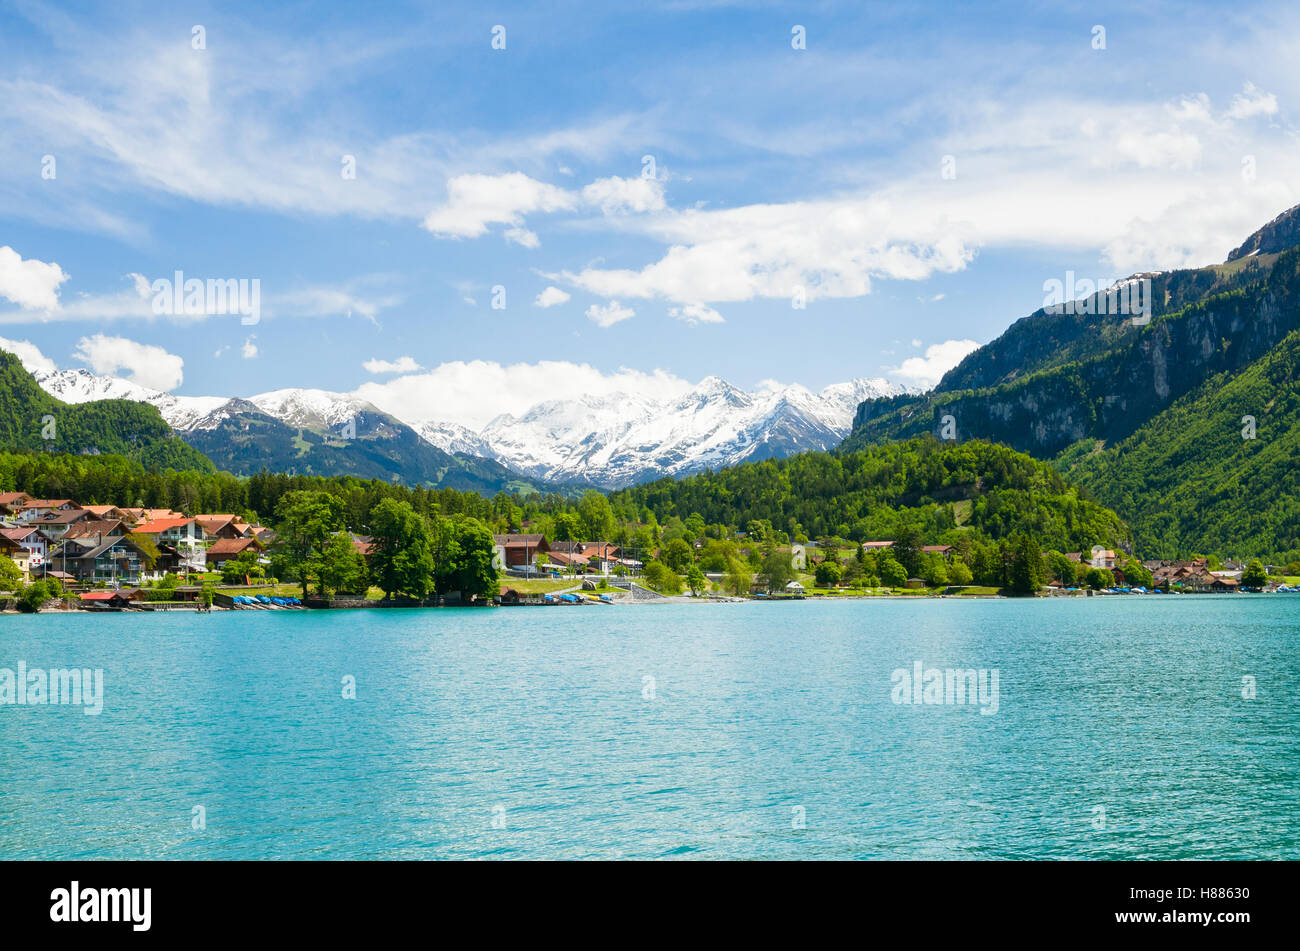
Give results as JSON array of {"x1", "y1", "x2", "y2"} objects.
[{"x1": 1, "y1": 597, "x2": 1296, "y2": 859}]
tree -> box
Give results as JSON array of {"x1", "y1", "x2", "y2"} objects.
[
  {"x1": 948, "y1": 559, "x2": 974, "y2": 585},
  {"x1": 17, "y1": 580, "x2": 52, "y2": 613},
  {"x1": 685, "y1": 563, "x2": 707, "y2": 597},
  {"x1": 878, "y1": 554, "x2": 907, "y2": 588},
  {"x1": 1121, "y1": 557, "x2": 1153, "y2": 588},
  {"x1": 761, "y1": 550, "x2": 795, "y2": 592},
  {"x1": 893, "y1": 528, "x2": 924, "y2": 577},
  {"x1": 723, "y1": 557, "x2": 752, "y2": 597},
  {"x1": 661, "y1": 538, "x2": 694, "y2": 573},
  {"x1": 1243, "y1": 559, "x2": 1268, "y2": 587},
  {"x1": 0, "y1": 555, "x2": 22, "y2": 592},
  {"x1": 921, "y1": 553, "x2": 949, "y2": 587},
  {"x1": 221, "y1": 552, "x2": 264, "y2": 585},
  {"x1": 319, "y1": 533, "x2": 369, "y2": 597},
  {"x1": 1008, "y1": 533, "x2": 1045, "y2": 594},
  {"x1": 643, "y1": 560, "x2": 683, "y2": 595},
  {"x1": 814, "y1": 561, "x2": 842, "y2": 587},
  {"x1": 274, "y1": 490, "x2": 346, "y2": 598},
  {"x1": 432, "y1": 516, "x2": 498, "y2": 602},
  {"x1": 369, "y1": 498, "x2": 434, "y2": 599},
  {"x1": 1084, "y1": 567, "x2": 1115, "y2": 590},
  {"x1": 577, "y1": 490, "x2": 616, "y2": 542}
]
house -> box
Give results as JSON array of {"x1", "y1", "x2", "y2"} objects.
[
  {"x1": 80, "y1": 505, "x2": 129, "y2": 521},
  {"x1": 861, "y1": 541, "x2": 895, "y2": 550},
  {"x1": 1089, "y1": 548, "x2": 1118, "y2": 570},
  {"x1": 27, "y1": 508, "x2": 95, "y2": 541},
  {"x1": 492, "y1": 533, "x2": 550, "y2": 571},
  {"x1": 0, "y1": 492, "x2": 32, "y2": 516},
  {"x1": 0, "y1": 526, "x2": 50, "y2": 569},
  {"x1": 922, "y1": 545, "x2": 954, "y2": 559},
  {"x1": 118, "y1": 507, "x2": 185, "y2": 526},
  {"x1": 194, "y1": 515, "x2": 250, "y2": 540},
  {"x1": 131, "y1": 517, "x2": 208, "y2": 572},
  {"x1": 61, "y1": 519, "x2": 129, "y2": 547},
  {"x1": 13, "y1": 499, "x2": 78, "y2": 522},
  {"x1": 206, "y1": 536, "x2": 268, "y2": 569},
  {"x1": 349, "y1": 534, "x2": 375, "y2": 558},
  {"x1": 79, "y1": 590, "x2": 139, "y2": 608},
  {"x1": 58, "y1": 536, "x2": 149, "y2": 585},
  {"x1": 0, "y1": 534, "x2": 31, "y2": 582},
  {"x1": 785, "y1": 580, "x2": 805, "y2": 593},
  {"x1": 1210, "y1": 576, "x2": 1241, "y2": 593}
]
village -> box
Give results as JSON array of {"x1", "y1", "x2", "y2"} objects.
[{"x1": 2, "y1": 490, "x2": 1296, "y2": 613}]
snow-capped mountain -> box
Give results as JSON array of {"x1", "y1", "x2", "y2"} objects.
[
  {"x1": 33, "y1": 368, "x2": 231, "y2": 432},
  {"x1": 414, "y1": 375, "x2": 912, "y2": 487},
  {"x1": 29, "y1": 365, "x2": 912, "y2": 489}
]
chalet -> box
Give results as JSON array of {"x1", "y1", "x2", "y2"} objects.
[
  {"x1": 203, "y1": 536, "x2": 268, "y2": 569},
  {"x1": 27, "y1": 508, "x2": 94, "y2": 541},
  {"x1": 80, "y1": 505, "x2": 129, "y2": 521},
  {"x1": 59, "y1": 536, "x2": 148, "y2": 585},
  {"x1": 194, "y1": 515, "x2": 250, "y2": 540},
  {"x1": 350, "y1": 534, "x2": 375, "y2": 558},
  {"x1": 1089, "y1": 548, "x2": 1118, "y2": 570},
  {"x1": 1210, "y1": 576, "x2": 1241, "y2": 593},
  {"x1": 493, "y1": 533, "x2": 549, "y2": 570},
  {"x1": 0, "y1": 526, "x2": 50, "y2": 569},
  {"x1": 0, "y1": 492, "x2": 31, "y2": 516},
  {"x1": 922, "y1": 545, "x2": 954, "y2": 559},
  {"x1": 131, "y1": 517, "x2": 208, "y2": 572},
  {"x1": 13, "y1": 499, "x2": 78, "y2": 522},
  {"x1": 861, "y1": 541, "x2": 895, "y2": 550},
  {"x1": 61, "y1": 519, "x2": 129, "y2": 546}
]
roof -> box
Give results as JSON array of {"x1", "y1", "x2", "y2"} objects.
[
  {"x1": 922, "y1": 545, "x2": 953, "y2": 553},
  {"x1": 80, "y1": 505, "x2": 124, "y2": 517},
  {"x1": 0, "y1": 492, "x2": 31, "y2": 505},
  {"x1": 350, "y1": 534, "x2": 375, "y2": 556},
  {"x1": 861, "y1": 541, "x2": 895, "y2": 548},
  {"x1": 65, "y1": 537, "x2": 141, "y2": 560},
  {"x1": 493, "y1": 533, "x2": 548, "y2": 548},
  {"x1": 80, "y1": 591, "x2": 129, "y2": 601},
  {"x1": 194, "y1": 515, "x2": 239, "y2": 533},
  {"x1": 62, "y1": 520, "x2": 128, "y2": 540},
  {"x1": 131, "y1": 517, "x2": 196, "y2": 534},
  {"x1": 33, "y1": 509, "x2": 92, "y2": 525},
  {"x1": 207, "y1": 537, "x2": 265, "y2": 557},
  {"x1": 0, "y1": 526, "x2": 45, "y2": 542},
  {"x1": 20, "y1": 499, "x2": 74, "y2": 509}
]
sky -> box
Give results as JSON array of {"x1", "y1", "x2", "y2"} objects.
[{"x1": 0, "y1": 0, "x2": 1298, "y2": 430}]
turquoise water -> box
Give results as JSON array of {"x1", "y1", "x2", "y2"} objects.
[{"x1": 1, "y1": 597, "x2": 1296, "y2": 860}]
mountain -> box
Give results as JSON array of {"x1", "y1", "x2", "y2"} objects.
[
  {"x1": 614, "y1": 437, "x2": 1130, "y2": 557},
  {"x1": 0, "y1": 353, "x2": 213, "y2": 471},
  {"x1": 417, "y1": 376, "x2": 913, "y2": 488},
  {"x1": 29, "y1": 363, "x2": 910, "y2": 491},
  {"x1": 30, "y1": 369, "x2": 535, "y2": 494},
  {"x1": 841, "y1": 202, "x2": 1300, "y2": 559}
]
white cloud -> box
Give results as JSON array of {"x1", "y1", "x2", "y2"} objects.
[
  {"x1": 585, "y1": 300, "x2": 635, "y2": 328},
  {"x1": 1225, "y1": 82, "x2": 1278, "y2": 120},
  {"x1": 0, "y1": 335, "x2": 57, "y2": 374},
  {"x1": 355, "y1": 360, "x2": 692, "y2": 429},
  {"x1": 668, "y1": 302, "x2": 724, "y2": 325},
  {"x1": 422, "y1": 172, "x2": 577, "y2": 242},
  {"x1": 242, "y1": 337, "x2": 259, "y2": 359},
  {"x1": 0, "y1": 247, "x2": 68, "y2": 310},
  {"x1": 534, "y1": 286, "x2": 571, "y2": 308},
  {"x1": 363, "y1": 355, "x2": 422, "y2": 374},
  {"x1": 889, "y1": 338, "x2": 980, "y2": 389},
  {"x1": 581, "y1": 176, "x2": 666, "y2": 214},
  {"x1": 72, "y1": 333, "x2": 184, "y2": 391}
]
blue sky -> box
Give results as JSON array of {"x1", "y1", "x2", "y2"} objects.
[{"x1": 1, "y1": 0, "x2": 1297, "y2": 428}]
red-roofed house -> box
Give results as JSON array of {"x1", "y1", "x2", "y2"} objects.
[
  {"x1": 1, "y1": 526, "x2": 50, "y2": 569},
  {"x1": 206, "y1": 536, "x2": 267, "y2": 568}
]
